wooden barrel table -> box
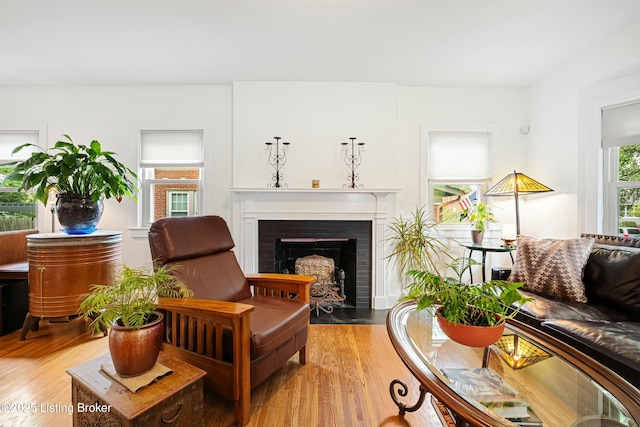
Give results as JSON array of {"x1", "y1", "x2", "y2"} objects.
[{"x1": 20, "y1": 230, "x2": 122, "y2": 340}]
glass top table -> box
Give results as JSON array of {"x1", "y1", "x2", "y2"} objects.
[{"x1": 387, "y1": 301, "x2": 640, "y2": 427}]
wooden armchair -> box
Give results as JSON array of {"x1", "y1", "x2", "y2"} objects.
[{"x1": 148, "y1": 216, "x2": 314, "y2": 426}]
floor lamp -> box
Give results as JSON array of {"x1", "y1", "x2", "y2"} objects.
[{"x1": 484, "y1": 170, "x2": 553, "y2": 236}]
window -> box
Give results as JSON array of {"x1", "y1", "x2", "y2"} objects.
[
  {"x1": 427, "y1": 132, "x2": 492, "y2": 224},
  {"x1": 167, "y1": 190, "x2": 197, "y2": 217},
  {"x1": 138, "y1": 130, "x2": 204, "y2": 226},
  {"x1": 0, "y1": 130, "x2": 40, "y2": 231},
  {"x1": 602, "y1": 101, "x2": 640, "y2": 237}
]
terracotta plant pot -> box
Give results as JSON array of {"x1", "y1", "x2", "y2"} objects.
[
  {"x1": 436, "y1": 312, "x2": 504, "y2": 348},
  {"x1": 108, "y1": 311, "x2": 164, "y2": 377}
]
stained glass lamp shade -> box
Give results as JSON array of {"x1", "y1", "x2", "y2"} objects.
[
  {"x1": 493, "y1": 334, "x2": 551, "y2": 369},
  {"x1": 484, "y1": 171, "x2": 553, "y2": 235}
]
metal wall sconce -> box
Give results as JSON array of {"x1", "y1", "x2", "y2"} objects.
[
  {"x1": 341, "y1": 137, "x2": 365, "y2": 189},
  {"x1": 493, "y1": 334, "x2": 551, "y2": 369},
  {"x1": 265, "y1": 136, "x2": 290, "y2": 188}
]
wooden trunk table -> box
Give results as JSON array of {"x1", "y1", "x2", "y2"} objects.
[
  {"x1": 67, "y1": 352, "x2": 206, "y2": 427},
  {"x1": 20, "y1": 231, "x2": 122, "y2": 340}
]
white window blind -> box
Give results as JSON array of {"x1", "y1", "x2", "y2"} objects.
[
  {"x1": 602, "y1": 101, "x2": 640, "y2": 148},
  {"x1": 0, "y1": 131, "x2": 38, "y2": 161},
  {"x1": 428, "y1": 132, "x2": 491, "y2": 180},
  {"x1": 140, "y1": 130, "x2": 204, "y2": 167}
]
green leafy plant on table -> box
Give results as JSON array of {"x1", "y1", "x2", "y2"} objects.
[
  {"x1": 386, "y1": 206, "x2": 532, "y2": 328},
  {"x1": 3, "y1": 134, "x2": 138, "y2": 205},
  {"x1": 459, "y1": 203, "x2": 496, "y2": 232},
  {"x1": 79, "y1": 264, "x2": 193, "y2": 334}
]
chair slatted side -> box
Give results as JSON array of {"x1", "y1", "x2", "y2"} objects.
[
  {"x1": 214, "y1": 322, "x2": 224, "y2": 361},
  {"x1": 160, "y1": 306, "x2": 245, "y2": 364},
  {"x1": 253, "y1": 285, "x2": 297, "y2": 300},
  {"x1": 196, "y1": 319, "x2": 205, "y2": 355}
]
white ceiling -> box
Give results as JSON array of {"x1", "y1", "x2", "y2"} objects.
[{"x1": 2, "y1": 0, "x2": 640, "y2": 87}]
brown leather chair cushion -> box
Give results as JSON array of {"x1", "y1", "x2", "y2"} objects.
[
  {"x1": 149, "y1": 216, "x2": 252, "y2": 301},
  {"x1": 238, "y1": 295, "x2": 310, "y2": 359},
  {"x1": 149, "y1": 216, "x2": 235, "y2": 264},
  {"x1": 168, "y1": 252, "x2": 252, "y2": 302}
]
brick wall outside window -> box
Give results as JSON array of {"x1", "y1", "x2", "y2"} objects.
[{"x1": 153, "y1": 168, "x2": 199, "y2": 220}]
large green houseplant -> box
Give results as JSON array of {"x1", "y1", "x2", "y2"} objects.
[
  {"x1": 386, "y1": 206, "x2": 532, "y2": 347},
  {"x1": 3, "y1": 134, "x2": 138, "y2": 234},
  {"x1": 79, "y1": 264, "x2": 193, "y2": 376}
]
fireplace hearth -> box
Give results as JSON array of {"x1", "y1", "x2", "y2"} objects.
[{"x1": 258, "y1": 220, "x2": 372, "y2": 308}]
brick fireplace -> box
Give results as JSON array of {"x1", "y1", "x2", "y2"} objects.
[{"x1": 230, "y1": 188, "x2": 400, "y2": 309}]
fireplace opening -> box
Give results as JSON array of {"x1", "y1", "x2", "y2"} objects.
[
  {"x1": 276, "y1": 238, "x2": 357, "y2": 305},
  {"x1": 258, "y1": 220, "x2": 372, "y2": 308}
]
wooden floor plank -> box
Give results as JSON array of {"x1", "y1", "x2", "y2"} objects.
[{"x1": 0, "y1": 318, "x2": 441, "y2": 427}]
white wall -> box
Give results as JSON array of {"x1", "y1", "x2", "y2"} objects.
[
  {"x1": 232, "y1": 81, "x2": 398, "y2": 189},
  {"x1": 0, "y1": 85, "x2": 232, "y2": 266},
  {"x1": 526, "y1": 18, "x2": 640, "y2": 238}
]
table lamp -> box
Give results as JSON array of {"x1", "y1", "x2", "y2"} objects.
[{"x1": 484, "y1": 170, "x2": 553, "y2": 235}]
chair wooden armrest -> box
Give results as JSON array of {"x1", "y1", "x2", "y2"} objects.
[
  {"x1": 158, "y1": 297, "x2": 254, "y2": 319},
  {"x1": 157, "y1": 297, "x2": 254, "y2": 426},
  {"x1": 246, "y1": 273, "x2": 315, "y2": 304}
]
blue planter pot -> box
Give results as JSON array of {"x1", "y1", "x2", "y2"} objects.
[{"x1": 55, "y1": 194, "x2": 104, "y2": 234}]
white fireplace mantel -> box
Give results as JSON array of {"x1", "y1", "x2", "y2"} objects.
[{"x1": 230, "y1": 187, "x2": 400, "y2": 309}]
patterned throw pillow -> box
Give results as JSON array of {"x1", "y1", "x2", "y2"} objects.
[{"x1": 508, "y1": 236, "x2": 595, "y2": 303}]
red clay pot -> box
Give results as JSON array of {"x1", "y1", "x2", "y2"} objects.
[
  {"x1": 108, "y1": 311, "x2": 164, "y2": 377},
  {"x1": 436, "y1": 312, "x2": 504, "y2": 348}
]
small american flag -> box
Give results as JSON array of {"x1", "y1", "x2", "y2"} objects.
[{"x1": 458, "y1": 191, "x2": 477, "y2": 210}]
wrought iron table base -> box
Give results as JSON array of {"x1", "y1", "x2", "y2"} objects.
[{"x1": 389, "y1": 379, "x2": 427, "y2": 415}]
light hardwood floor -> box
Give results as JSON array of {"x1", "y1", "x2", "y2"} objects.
[{"x1": 0, "y1": 318, "x2": 441, "y2": 427}]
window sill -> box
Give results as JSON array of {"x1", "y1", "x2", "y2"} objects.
[{"x1": 129, "y1": 227, "x2": 150, "y2": 239}]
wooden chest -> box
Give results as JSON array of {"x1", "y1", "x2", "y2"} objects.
[{"x1": 67, "y1": 352, "x2": 206, "y2": 427}]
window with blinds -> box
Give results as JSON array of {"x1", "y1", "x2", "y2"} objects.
[
  {"x1": 602, "y1": 101, "x2": 640, "y2": 236},
  {"x1": 138, "y1": 130, "x2": 204, "y2": 226},
  {"x1": 427, "y1": 132, "x2": 492, "y2": 224}
]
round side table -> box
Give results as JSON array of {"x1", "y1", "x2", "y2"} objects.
[
  {"x1": 460, "y1": 242, "x2": 516, "y2": 283},
  {"x1": 20, "y1": 230, "x2": 122, "y2": 340}
]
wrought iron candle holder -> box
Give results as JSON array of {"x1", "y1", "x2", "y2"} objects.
[
  {"x1": 341, "y1": 137, "x2": 365, "y2": 189},
  {"x1": 265, "y1": 136, "x2": 290, "y2": 188}
]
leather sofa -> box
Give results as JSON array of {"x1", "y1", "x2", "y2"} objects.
[
  {"x1": 511, "y1": 234, "x2": 640, "y2": 390},
  {"x1": 148, "y1": 215, "x2": 315, "y2": 426}
]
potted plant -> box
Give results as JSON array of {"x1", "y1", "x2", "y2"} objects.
[
  {"x1": 79, "y1": 264, "x2": 193, "y2": 377},
  {"x1": 386, "y1": 206, "x2": 532, "y2": 347},
  {"x1": 460, "y1": 203, "x2": 496, "y2": 244},
  {"x1": 3, "y1": 134, "x2": 138, "y2": 234}
]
